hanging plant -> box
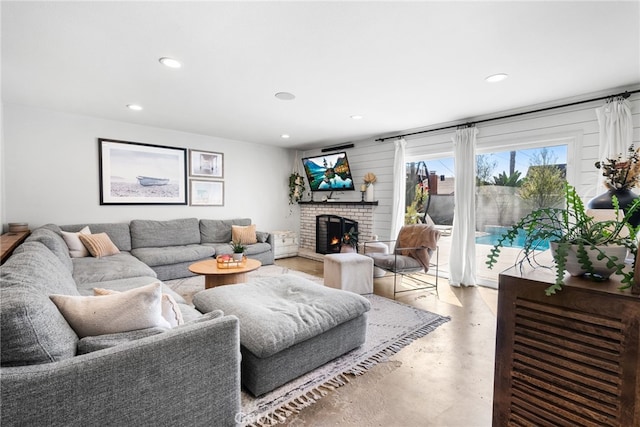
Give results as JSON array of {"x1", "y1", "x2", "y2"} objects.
[{"x1": 288, "y1": 172, "x2": 306, "y2": 204}]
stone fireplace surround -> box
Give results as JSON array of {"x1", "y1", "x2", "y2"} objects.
[{"x1": 298, "y1": 201, "x2": 377, "y2": 259}]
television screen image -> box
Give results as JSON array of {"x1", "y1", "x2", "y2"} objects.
[{"x1": 302, "y1": 152, "x2": 355, "y2": 191}]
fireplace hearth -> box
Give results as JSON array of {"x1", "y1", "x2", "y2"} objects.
[{"x1": 316, "y1": 214, "x2": 358, "y2": 254}]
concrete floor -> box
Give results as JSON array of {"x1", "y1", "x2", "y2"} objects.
[{"x1": 274, "y1": 256, "x2": 498, "y2": 427}]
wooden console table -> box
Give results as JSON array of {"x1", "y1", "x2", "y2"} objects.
[
  {"x1": 493, "y1": 266, "x2": 640, "y2": 426},
  {"x1": 1, "y1": 230, "x2": 30, "y2": 264}
]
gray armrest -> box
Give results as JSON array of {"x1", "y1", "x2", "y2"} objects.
[{"x1": 1, "y1": 315, "x2": 241, "y2": 427}]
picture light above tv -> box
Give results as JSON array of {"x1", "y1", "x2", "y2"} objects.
[{"x1": 302, "y1": 152, "x2": 355, "y2": 191}]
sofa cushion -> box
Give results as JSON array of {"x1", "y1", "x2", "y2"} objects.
[
  {"x1": 25, "y1": 227, "x2": 73, "y2": 273},
  {"x1": 50, "y1": 283, "x2": 171, "y2": 338},
  {"x1": 71, "y1": 252, "x2": 157, "y2": 285},
  {"x1": 61, "y1": 223, "x2": 132, "y2": 252},
  {"x1": 0, "y1": 242, "x2": 80, "y2": 366},
  {"x1": 200, "y1": 218, "x2": 251, "y2": 244},
  {"x1": 193, "y1": 274, "x2": 371, "y2": 358},
  {"x1": 79, "y1": 233, "x2": 121, "y2": 258},
  {"x1": 75, "y1": 276, "x2": 187, "y2": 304},
  {"x1": 130, "y1": 218, "x2": 201, "y2": 249},
  {"x1": 208, "y1": 242, "x2": 271, "y2": 257},
  {"x1": 77, "y1": 327, "x2": 167, "y2": 355},
  {"x1": 61, "y1": 226, "x2": 91, "y2": 258},
  {"x1": 231, "y1": 224, "x2": 257, "y2": 245},
  {"x1": 94, "y1": 287, "x2": 184, "y2": 327},
  {"x1": 130, "y1": 244, "x2": 214, "y2": 267}
]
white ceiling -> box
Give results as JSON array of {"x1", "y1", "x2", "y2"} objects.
[{"x1": 2, "y1": 1, "x2": 639, "y2": 149}]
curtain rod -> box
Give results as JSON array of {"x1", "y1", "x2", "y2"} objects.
[{"x1": 375, "y1": 89, "x2": 640, "y2": 142}]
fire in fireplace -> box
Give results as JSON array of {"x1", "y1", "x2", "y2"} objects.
[{"x1": 316, "y1": 214, "x2": 358, "y2": 254}]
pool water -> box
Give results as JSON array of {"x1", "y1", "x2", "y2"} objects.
[{"x1": 475, "y1": 227, "x2": 550, "y2": 251}]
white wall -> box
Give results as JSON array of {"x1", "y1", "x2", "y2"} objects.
[
  {"x1": 302, "y1": 88, "x2": 640, "y2": 242},
  {"x1": 2, "y1": 104, "x2": 297, "y2": 232}
]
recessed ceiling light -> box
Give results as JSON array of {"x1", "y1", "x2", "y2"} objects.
[
  {"x1": 159, "y1": 57, "x2": 182, "y2": 68},
  {"x1": 126, "y1": 104, "x2": 143, "y2": 111},
  {"x1": 281, "y1": 134, "x2": 291, "y2": 139},
  {"x1": 275, "y1": 92, "x2": 296, "y2": 101},
  {"x1": 485, "y1": 73, "x2": 508, "y2": 83},
  {"x1": 350, "y1": 115, "x2": 363, "y2": 120}
]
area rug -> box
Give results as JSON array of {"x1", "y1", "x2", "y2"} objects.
[{"x1": 165, "y1": 266, "x2": 450, "y2": 426}]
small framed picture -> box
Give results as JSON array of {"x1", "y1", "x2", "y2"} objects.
[
  {"x1": 189, "y1": 149, "x2": 223, "y2": 178},
  {"x1": 189, "y1": 180, "x2": 224, "y2": 206}
]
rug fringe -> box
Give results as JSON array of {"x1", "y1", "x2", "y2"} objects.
[{"x1": 245, "y1": 315, "x2": 450, "y2": 426}]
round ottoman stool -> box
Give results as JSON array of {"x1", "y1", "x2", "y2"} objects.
[{"x1": 364, "y1": 236, "x2": 389, "y2": 278}]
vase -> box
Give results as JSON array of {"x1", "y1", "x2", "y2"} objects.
[
  {"x1": 232, "y1": 253, "x2": 244, "y2": 261},
  {"x1": 587, "y1": 188, "x2": 640, "y2": 227},
  {"x1": 550, "y1": 242, "x2": 628, "y2": 279},
  {"x1": 365, "y1": 184, "x2": 374, "y2": 202}
]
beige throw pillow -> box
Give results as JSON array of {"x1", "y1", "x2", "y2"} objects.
[
  {"x1": 93, "y1": 286, "x2": 184, "y2": 327},
  {"x1": 50, "y1": 283, "x2": 171, "y2": 338},
  {"x1": 79, "y1": 232, "x2": 120, "y2": 258},
  {"x1": 61, "y1": 226, "x2": 91, "y2": 258},
  {"x1": 231, "y1": 224, "x2": 257, "y2": 245}
]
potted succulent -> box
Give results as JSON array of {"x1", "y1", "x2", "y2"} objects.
[
  {"x1": 230, "y1": 241, "x2": 246, "y2": 261},
  {"x1": 486, "y1": 183, "x2": 640, "y2": 296}
]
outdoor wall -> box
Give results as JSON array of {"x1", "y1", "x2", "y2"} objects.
[{"x1": 1, "y1": 104, "x2": 297, "y2": 232}]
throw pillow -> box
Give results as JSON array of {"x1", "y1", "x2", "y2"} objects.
[
  {"x1": 61, "y1": 226, "x2": 91, "y2": 258},
  {"x1": 231, "y1": 224, "x2": 257, "y2": 245},
  {"x1": 79, "y1": 232, "x2": 120, "y2": 258},
  {"x1": 50, "y1": 283, "x2": 171, "y2": 338},
  {"x1": 256, "y1": 231, "x2": 269, "y2": 243},
  {"x1": 94, "y1": 286, "x2": 184, "y2": 327}
]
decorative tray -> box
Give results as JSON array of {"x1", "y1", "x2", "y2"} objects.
[{"x1": 216, "y1": 256, "x2": 246, "y2": 269}]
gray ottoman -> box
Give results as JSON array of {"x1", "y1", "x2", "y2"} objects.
[{"x1": 193, "y1": 274, "x2": 370, "y2": 396}]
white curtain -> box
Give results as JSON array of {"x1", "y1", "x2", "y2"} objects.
[
  {"x1": 390, "y1": 138, "x2": 406, "y2": 244},
  {"x1": 596, "y1": 97, "x2": 633, "y2": 192},
  {"x1": 449, "y1": 127, "x2": 478, "y2": 287}
]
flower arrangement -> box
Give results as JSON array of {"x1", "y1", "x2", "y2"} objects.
[
  {"x1": 363, "y1": 172, "x2": 377, "y2": 187},
  {"x1": 595, "y1": 145, "x2": 640, "y2": 190}
]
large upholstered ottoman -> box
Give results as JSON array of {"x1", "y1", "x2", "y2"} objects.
[{"x1": 193, "y1": 274, "x2": 370, "y2": 396}]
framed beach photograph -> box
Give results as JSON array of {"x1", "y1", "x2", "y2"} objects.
[
  {"x1": 98, "y1": 138, "x2": 187, "y2": 205},
  {"x1": 189, "y1": 149, "x2": 224, "y2": 178},
  {"x1": 189, "y1": 180, "x2": 224, "y2": 206}
]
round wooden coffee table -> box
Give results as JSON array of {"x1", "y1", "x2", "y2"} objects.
[{"x1": 189, "y1": 258, "x2": 262, "y2": 289}]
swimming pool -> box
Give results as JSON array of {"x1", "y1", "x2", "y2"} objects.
[{"x1": 475, "y1": 226, "x2": 550, "y2": 251}]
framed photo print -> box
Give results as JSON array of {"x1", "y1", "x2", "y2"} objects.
[
  {"x1": 189, "y1": 180, "x2": 224, "y2": 206},
  {"x1": 189, "y1": 149, "x2": 224, "y2": 178},
  {"x1": 98, "y1": 138, "x2": 187, "y2": 205}
]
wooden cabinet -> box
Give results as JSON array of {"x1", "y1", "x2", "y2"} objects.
[
  {"x1": 493, "y1": 267, "x2": 640, "y2": 426},
  {"x1": 271, "y1": 230, "x2": 298, "y2": 259}
]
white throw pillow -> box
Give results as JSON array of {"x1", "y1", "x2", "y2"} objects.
[
  {"x1": 60, "y1": 226, "x2": 91, "y2": 258},
  {"x1": 93, "y1": 286, "x2": 184, "y2": 327},
  {"x1": 50, "y1": 283, "x2": 171, "y2": 338}
]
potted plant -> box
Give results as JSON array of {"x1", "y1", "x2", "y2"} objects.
[
  {"x1": 288, "y1": 172, "x2": 306, "y2": 204},
  {"x1": 230, "y1": 241, "x2": 246, "y2": 261},
  {"x1": 340, "y1": 226, "x2": 359, "y2": 253},
  {"x1": 486, "y1": 183, "x2": 640, "y2": 296}
]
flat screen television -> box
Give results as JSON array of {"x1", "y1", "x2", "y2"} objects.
[{"x1": 302, "y1": 152, "x2": 355, "y2": 191}]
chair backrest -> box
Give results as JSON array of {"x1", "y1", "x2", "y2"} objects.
[{"x1": 396, "y1": 224, "x2": 441, "y2": 270}]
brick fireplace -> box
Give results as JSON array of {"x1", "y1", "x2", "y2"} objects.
[
  {"x1": 316, "y1": 214, "x2": 358, "y2": 254},
  {"x1": 298, "y1": 201, "x2": 377, "y2": 256}
]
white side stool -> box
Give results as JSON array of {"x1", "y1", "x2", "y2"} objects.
[
  {"x1": 364, "y1": 237, "x2": 389, "y2": 278},
  {"x1": 324, "y1": 253, "x2": 374, "y2": 294}
]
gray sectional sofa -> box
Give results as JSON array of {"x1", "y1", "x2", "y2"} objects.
[{"x1": 0, "y1": 217, "x2": 274, "y2": 426}]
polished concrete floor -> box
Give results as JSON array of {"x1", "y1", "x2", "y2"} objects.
[{"x1": 274, "y1": 257, "x2": 498, "y2": 427}]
